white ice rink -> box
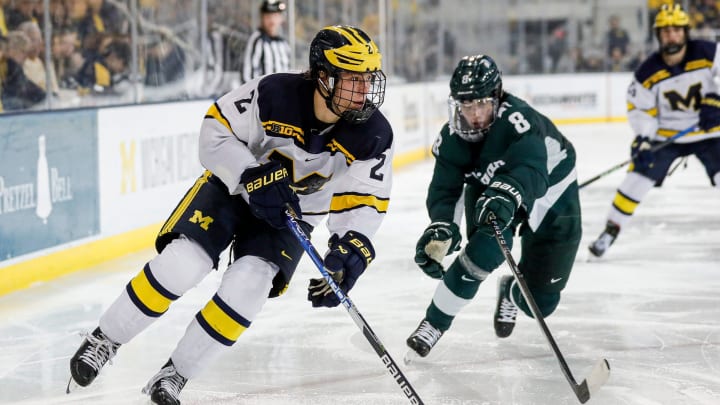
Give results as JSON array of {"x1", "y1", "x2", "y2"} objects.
[{"x1": 1, "y1": 123, "x2": 719, "y2": 405}]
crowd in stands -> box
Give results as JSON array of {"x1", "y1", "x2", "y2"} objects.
[
  {"x1": 0, "y1": 0, "x2": 189, "y2": 113},
  {"x1": 4, "y1": 1, "x2": 720, "y2": 113},
  {"x1": 600, "y1": 0, "x2": 720, "y2": 74}
]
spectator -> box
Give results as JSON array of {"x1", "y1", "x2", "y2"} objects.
[
  {"x1": 75, "y1": 39, "x2": 130, "y2": 95},
  {"x1": 607, "y1": 46, "x2": 628, "y2": 71},
  {"x1": 144, "y1": 35, "x2": 186, "y2": 87},
  {"x1": 0, "y1": 30, "x2": 45, "y2": 110},
  {"x1": 241, "y1": 0, "x2": 291, "y2": 84},
  {"x1": 77, "y1": 0, "x2": 126, "y2": 52},
  {"x1": 548, "y1": 25, "x2": 568, "y2": 72},
  {"x1": 698, "y1": 0, "x2": 720, "y2": 27},
  {"x1": 5, "y1": 0, "x2": 40, "y2": 31},
  {"x1": 606, "y1": 14, "x2": 630, "y2": 58},
  {"x1": 19, "y1": 21, "x2": 58, "y2": 94},
  {"x1": 52, "y1": 28, "x2": 82, "y2": 88},
  {"x1": 0, "y1": 0, "x2": 9, "y2": 37},
  {"x1": 49, "y1": 0, "x2": 72, "y2": 31}
]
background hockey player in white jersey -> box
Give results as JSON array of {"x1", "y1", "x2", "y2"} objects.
[
  {"x1": 589, "y1": 3, "x2": 720, "y2": 257},
  {"x1": 68, "y1": 25, "x2": 392, "y2": 405},
  {"x1": 241, "y1": 0, "x2": 291, "y2": 84}
]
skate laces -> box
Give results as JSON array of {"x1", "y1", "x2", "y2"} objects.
[
  {"x1": 77, "y1": 330, "x2": 118, "y2": 371},
  {"x1": 497, "y1": 297, "x2": 518, "y2": 323},
  {"x1": 142, "y1": 362, "x2": 187, "y2": 399},
  {"x1": 413, "y1": 320, "x2": 442, "y2": 346}
]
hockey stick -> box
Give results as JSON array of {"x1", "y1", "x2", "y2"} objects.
[
  {"x1": 284, "y1": 207, "x2": 424, "y2": 405},
  {"x1": 578, "y1": 125, "x2": 696, "y2": 189},
  {"x1": 488, "y1": 213, "x2": 610, "y2": 403}
]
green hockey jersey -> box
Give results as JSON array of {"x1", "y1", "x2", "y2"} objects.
[{"x1": 427, "y1": 92, "x2": 577, "y2": 232}]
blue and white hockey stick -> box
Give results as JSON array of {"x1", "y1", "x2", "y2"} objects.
[
  {"x1": 578, "y1": 125, "x2": 697, "y2": 189},
  {"x1": 285, "y1": 207, "x2": 424, "y2": 405},
  {"x1": 489, "y1": 213, "x2": 610, "y2": 403}
]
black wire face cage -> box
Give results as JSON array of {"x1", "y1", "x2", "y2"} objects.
[
  {"x1": 322, "y1": 70, "x2": 387, "y2": 124},
  {"x1": 447, "y1": 96, "x2": 497, "y2": 142}
]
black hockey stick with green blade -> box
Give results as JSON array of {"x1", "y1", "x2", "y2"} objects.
[
  {"x1": 489, "y1": 213, "x2": 610, "y2": 403},
  {"x1": 578, "y1": 125, "x2": 696, "y2": 189},
  {"x1": 285, "y1": 207, "x2": 424, "y2": 405}
]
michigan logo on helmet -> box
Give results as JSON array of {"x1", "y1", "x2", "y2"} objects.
[
  {"x1": 653, "y1": 3, "x2": 689, "y2": 29},
  {"x1": 309, "y1": 25, "x2": 386, "y2": 124},
  {"x1": 310, "y1": 25, "x2": 382, "y2": 75}
]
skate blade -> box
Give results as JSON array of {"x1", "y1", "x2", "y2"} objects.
[
  {"x1": 404, "y1": 349, "x2": 420, "y2": 365},
  {"x1": 66, "y1": 377, "x2": 80, "y2": 394},
  {"x1": 585, "y1": 249, "x2": 605, "y2": 263}
]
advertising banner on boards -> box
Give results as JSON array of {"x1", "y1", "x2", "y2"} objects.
[{"x1": 0, "y1": 110, "x2": 99, "y2": 260}]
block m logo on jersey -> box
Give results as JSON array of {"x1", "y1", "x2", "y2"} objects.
[
  {"x1": 664, "y1": 83, "x2": 702, "y2": 111},
  {"x1": 189, "y1": 210, "x2": 214, "y2": 230}
]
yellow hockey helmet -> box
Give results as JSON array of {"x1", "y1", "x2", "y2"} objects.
[
  {"x1": 653, "y1": 3, "x2": 690, "y2": 29},
  {"x1": 309, "y1": 25, "x2": 386, "y2": 124},
  {"x1": 310, "y1": 25, "x2": 382, "y2": 74}
]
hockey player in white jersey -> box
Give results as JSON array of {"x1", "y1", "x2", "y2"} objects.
[
  {"x1": 589, "y1": 3, "x2": 720, "y2": 257},
  {"x1": 67, "y1": 25, "x2": 392, "y2": 405}
]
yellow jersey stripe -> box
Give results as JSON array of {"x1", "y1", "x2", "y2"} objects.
[
  {"x1": 612, "y1": 191, "x2": 639, "y2": 215},
  {"x1": 129, "y1": 267, "x2": 176, "y2": 315},
  {"x1": 205, "y1": 103, "x2": 233, "y2": 134},
  {"x1": 656, "y1": 128, "x2": 704, "y2": 138},
  {"x1": 199, "y1": 295, "x2": 250, "y2": 343},
  {"x1": 328, "y1": 139, "x2": 356, "y2": 164},
  {"x1": 642, "y1": 69, "x2": 670, "y2": 89},
  {"x1": 685, "y1": 59, "x2": 712, "y2": 71},
  {"x1": 160, "y1": 171, "x2": 212, "y2": 236},
  {"x1": 330, "y1": 193, "x2": 389, "y2": 213}
]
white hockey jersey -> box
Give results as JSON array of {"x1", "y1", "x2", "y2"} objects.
[
  {"x1": 627, "y1": 39, "x2": 720, "y2": 143},
  {"x1": 198, "y1": 72, "x2": 393, "y2": 240}
]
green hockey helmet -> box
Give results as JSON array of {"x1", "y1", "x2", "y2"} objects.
[{"x1": 448, "y1": 55, "x2": 503, "y2": 142}]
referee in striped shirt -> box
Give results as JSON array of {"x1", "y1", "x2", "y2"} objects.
[{"x1": 241, "y1": 0, "x2": 291, "y2": 84}]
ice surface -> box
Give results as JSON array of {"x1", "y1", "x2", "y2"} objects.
[{"x1": 0, "y1": 123, "x2": 719, "y2": 404}]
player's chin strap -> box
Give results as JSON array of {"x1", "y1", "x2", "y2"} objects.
[
  {"x1": 284, "y1": 206, "x2": 425, "y2": 405},
  {"x1": 488, "y1": 212, "x2": 610, "y2": 404},
  {"x1": 578, "y1": 125, "x2": 696, "y2": 190}
]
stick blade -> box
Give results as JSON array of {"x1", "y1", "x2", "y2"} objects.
[{"x1": 576, "y1": 358, "x2": 611, "y2": 403}]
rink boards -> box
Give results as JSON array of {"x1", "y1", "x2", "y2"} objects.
[{"x1": 0, "y1": 72, "x2": 633, "y2": 295}]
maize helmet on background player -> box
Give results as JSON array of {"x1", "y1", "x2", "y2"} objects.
[
  {"x1": 653, "y1": 3, "x2": 690, "y2": 55},
  {"x1": 448, "y1": 54, "x2": 503, "y2": 142},
  {"x1": 309, "y1": 25, "x2": 386, "y2": 124}
]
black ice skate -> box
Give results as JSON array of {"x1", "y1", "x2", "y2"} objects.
[
  {"x1": 588, "y1": 221, "x2": 621, "y2": 258},
  {"x1": 494, "y1": 275, "x2": 518, "y2": 338},
  {"x1": 406, "y1": 319, "x2": 443, "y2": 359},
  {"x1": 67, "y1": 327, "x2": 120, "y2": 392},
  {"x1": 142, "y1": 359, "x2": 188, "y2": 405}
]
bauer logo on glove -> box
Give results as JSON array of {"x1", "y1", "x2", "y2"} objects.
[{"x1": 244, "y1": 166, "x2": 290, "y2": 193}]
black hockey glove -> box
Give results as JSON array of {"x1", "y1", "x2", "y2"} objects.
[
  {"x1": 240, "y1": 161, "x2": 300, "y2": 229},
  {"x1": 414, "y1": 222, "x2": 461, "y2": 279},
  {"x1": 699, "y1": 93, "x2": 720, "y2": 132},
  {"x1": 308, "y1": 231, "x2": 375, "y2": 308},
  {"x1": 630, "y1": 135, "x2": 654, "y2": 171},
  {"x1": 474, "y1": 180, "x2": 522, "y2": 236}
]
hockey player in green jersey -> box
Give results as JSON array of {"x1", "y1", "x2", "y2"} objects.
[{"x1": 406, "y1": 54, "x2": 582, "y2": 359}]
